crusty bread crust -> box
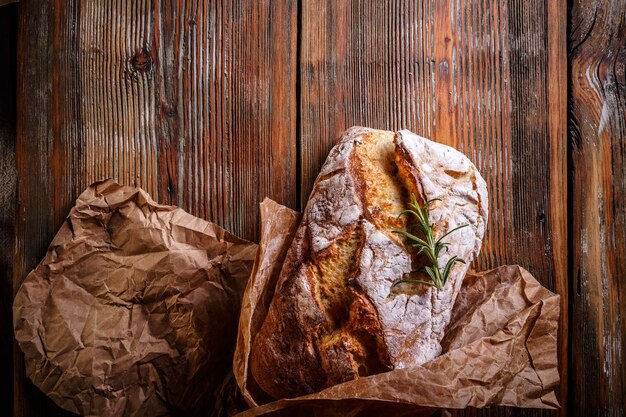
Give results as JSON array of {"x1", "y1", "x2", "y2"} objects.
[{"x1": 250, "y1": 127, "x2": 488, "y2": 399}]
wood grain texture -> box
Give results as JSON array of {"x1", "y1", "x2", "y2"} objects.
[
  {"x1": 569, "y1": 0, "x2": 626, "y2": 415},
  {"x1": 13, "y1": 0, "x2": 296, "y2": 415},
  {"x1": 0, "y1": 4, "x2": 17, "y2": 417},
  {"x1": 547, "y1": 0, "x2": 568, "y2": 413},
  {"x1": 299, "y1": 1, "x2": 567, "y2": 415},
  {"x1": 76, "y1": 0, "x2": 297, "y2": 239},
  {"x1": 13, "y1": 1, "x2": 74, "y2": 415},
  {"x1": 15, "y1": 0, "x2": 626, "y2": 416}
]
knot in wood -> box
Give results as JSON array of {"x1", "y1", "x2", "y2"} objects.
[{"x1": 131, "y1": 49, "x2": 152, "y2": 73}]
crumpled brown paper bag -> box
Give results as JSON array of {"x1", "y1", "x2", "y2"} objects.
[
  {"x1": 13, "y1": 180, "x2": 258, "y2": 417},
  {"x1": 233, "y1": 199, "x2": 561, "y2": 417}
]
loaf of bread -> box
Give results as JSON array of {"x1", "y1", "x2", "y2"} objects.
[{"x1": 250, "y1": 127, "x2": 488, "y2": 399}]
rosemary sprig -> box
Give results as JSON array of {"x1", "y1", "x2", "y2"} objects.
[{"x1": 392, "y1": 194, "x2": 468, "y2": 290}]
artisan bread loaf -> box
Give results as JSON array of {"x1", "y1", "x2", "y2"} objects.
[{"x1": 250, "y1": 127, "x2": 488, "y2": 399}]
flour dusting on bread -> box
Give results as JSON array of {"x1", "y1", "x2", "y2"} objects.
[{"x1": 250, "y1": 127, "x2": 488, "y2": 399}]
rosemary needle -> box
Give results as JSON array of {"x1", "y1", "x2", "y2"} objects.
[{"x1": 392, "y1": 194, "x2": 468, "y2": 290}]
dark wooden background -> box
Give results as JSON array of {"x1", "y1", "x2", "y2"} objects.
[{"x1": 0, "y1": 0, "x2": 623, "y2": 416}]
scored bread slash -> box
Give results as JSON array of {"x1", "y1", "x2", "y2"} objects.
[{"x1": 250, "y1": 127, "x2": 488, "y2": 399}]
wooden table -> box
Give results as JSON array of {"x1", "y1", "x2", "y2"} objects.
[{"x1": 0, "y1": 0, "x2": 623, "y2": 416}]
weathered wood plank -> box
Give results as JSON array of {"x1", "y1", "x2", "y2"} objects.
[
  {"x1": 148, "y1": 0, "x2": 297, "y2": 236},
  {"x1": 569, "y1": 0, "x2": 626, "y2": 415},
  {"x1": 0, "y1": 4, "x2": 17, "y2": 417},
  {"x1": 13, "y1": 1, "x2": 74, "y2": 415},
  {"x1": 13, "y1": 0, "x2": 297, "y2": 415},
  {"x1": 547, "y1": 0, "x2": 569, "y2": 413},
  {"x1": 299, "y1": 1, "x2": 567, "y2": 415}
]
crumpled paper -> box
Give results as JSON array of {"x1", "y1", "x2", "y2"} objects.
[
  {"x1": 13, "y1": 179, "x2": 258, "y2": 417},
  {"x1": 233, "y1": 199, "x2": 561, "y2": 417}
]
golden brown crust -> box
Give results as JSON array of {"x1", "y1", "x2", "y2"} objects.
[
  {"x1": 249, "y1": 223, "x2": 327, "y2": 399},
  {"x1": 250, "y1": 127, "x2": 488, "y2": 399}
]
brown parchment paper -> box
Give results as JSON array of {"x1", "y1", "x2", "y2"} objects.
[
  {"x1": 233, "y1": 199, "x2": 561, "y2": 417},
  {"x1": 13, "y1": 180, "x2": 258, "y2": 417}
]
